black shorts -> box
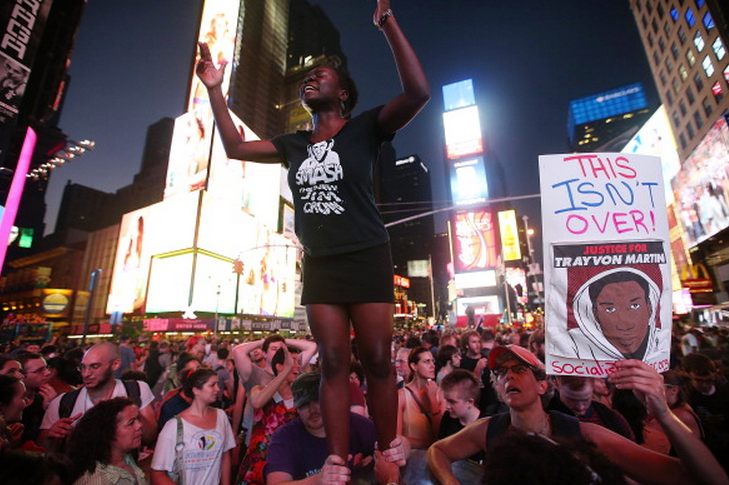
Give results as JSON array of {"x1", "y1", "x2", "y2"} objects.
[{"x1": 301, "y1": 243, "x2": 395, "y2": 305}]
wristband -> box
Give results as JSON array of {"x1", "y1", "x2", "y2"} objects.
[{"x1": 376, "y1": 9, "x2": 393, "y2": 30}]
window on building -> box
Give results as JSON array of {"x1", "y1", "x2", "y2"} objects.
[
  {"x1": 660, "y1": 70, "x2": 668, "y2": 85},
  {"x1": 713, "y1": 81, "x2": 724, "y2": 103},
  {"x1": 657, "y1": 4, "x2": 665, "y2": 17},
  {"x1": 664, "y1": 22, "x2": 671, "y2": 37},
  {"x1": 673, "y1": 111, "x2": 681, "y2": 127},
  {"x1": 659, "y1": 37, "x2": 666, "y2": 53},
  {"x1": 679, "y1": 99, "x2": 688, "y2": 116},
  {"x1": 724, "y1": 65, "x2": 729, "y2": 83},
  {"x1": 702, "y1": 97, "x2": 713, "y2": 117},
  {"x1": 679, "y1": 132, "x2": 687, "y2": 149},
  {"x1": 685, "y1": 8, "x2": 695, "y2": 27},
  {"x1": 713, "y1": 37, "x2": 726, "y2": 61},
  {"x1": 686, "y1": 120, "x2": 695, "y2": 139},
  {"x1": 678, "y1": 26, "x2": 687, "y2": 44},
  {"x1": 694, "y1": 31, "x2": 705, "y2": 51},
  {"x1": 703, "y1": 55, "x2": 715, "y2": 77},
  {"x1": 695, "y1": 0, "x2": 705, "y2": 7},
  {"x1": 694, "y1": 71, "x2": 704, "y2": 90},
  {"x1": 686, "y1": 48, "x2": 696, "y2": 66},
  {"x1": 703, "y1": 12, "x2": 715, "y2": 32},
  {"x1": 686, "y1": 86, "x2": 695, "y2": 103},
  {"x1": 646, "y1": 0, "x2": 653, "y2": 13},
  {"x1": 652, "y1": 18, "x2": 660, "y2": 34},
  {"x1": 678, "y1": 64, "x2": 688, "y2": 82},
  {"x1": 673, "y1": 78, "x2": 681, "y2": 94},
  {"x1": 666, "y1": 56, "x2": 673, "y2": 72},
  {"x1": 694, "y1": 110, "x2": 703, "y2": 129},
  {"x1": 648, "y1": 32, "x2": 654, "y2": 47},
  {"x1": 679, "y1": 64, "x2": 688, "y2": 81},
  {"x1": 666, "y1": 90, "x2": 674, "y2": 106},
  {"x1": 642, "y1": 15, "x2": 649, "y2": 29},
  {"x1": 671, "y1": 43, "x2": 679, "y2": 59},
  {"x1": 670, "y1": 8, "x2": 679, "y2": 21},
  {"x1": 654, "y1": 50, "x2": 662, "y2": 65}
]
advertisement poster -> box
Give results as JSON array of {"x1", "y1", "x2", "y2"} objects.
[{"x1": 539, "y1": 153, "x2": 671, "y2": 376}]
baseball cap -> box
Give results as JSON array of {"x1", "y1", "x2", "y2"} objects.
[
  {"x1": 292, "y1": 372, "x2": 320, "y2": 409},
  {"x1": 488, "y1": 345, "x2": 544, "y2": 371}
]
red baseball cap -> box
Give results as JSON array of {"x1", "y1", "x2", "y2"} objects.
[{"x1": 488, "y1": 345, "x2": 544, "y2": 371}]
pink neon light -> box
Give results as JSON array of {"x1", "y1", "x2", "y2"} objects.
[{"x1": 0, "y1": 127, "x2": 37, "y2": 273}]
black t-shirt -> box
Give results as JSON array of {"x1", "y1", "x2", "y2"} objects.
[{"x1": 271, "y1": 106, "x2": 394, "y2": 256}]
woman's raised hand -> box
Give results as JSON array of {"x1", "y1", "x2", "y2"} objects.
[{"x1": 196, "y1": 42, "x2": 227, "y2": 89}]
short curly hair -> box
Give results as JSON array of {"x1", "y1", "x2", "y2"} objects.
[{"x1": 68, "y1": 397, "x2": 136, "y2": 481}]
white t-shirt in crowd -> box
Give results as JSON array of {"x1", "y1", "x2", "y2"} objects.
[
  {"x1": 152, "y1": 408, "x2": 236, "y2": 485},
  {"x1": 40, "y1": 379, "x2": 155, "y2": 430}
]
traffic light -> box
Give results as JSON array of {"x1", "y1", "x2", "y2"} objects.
[{"x1": 232, "y1": 259, "x2": 244, "y2": 275}]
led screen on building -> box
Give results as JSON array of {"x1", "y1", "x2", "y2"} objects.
[
  {"x1": 442, "y1": 79, "x2": 475, "y2": 112},
  {"x1": 452, "y1": 211, "x2": 498, "y2": 273},
  {"x1": 443, "y1": 106, "x2": 483, "y2": 159},
  {"x1": 106, "y1": 192, "x2": 199, "y2": 314},
  {"x1": 671, "y1": 117, "x2": 729, "y2": 247},
  {"x1": 498, "y1": 210, "x2": 521, "y2": 261},
  {"x1": 454, "y1": 270, "x2": 497, "y2": 289},
  {"x1": 455, "y1": 295, "x2": 501, "y2": 321},
  {"x1": 449, "y1": 156, "x2": 488, "y2": 206},
  {"x1": 621, "y1": 106, "x2": 681, "y2": 203}
]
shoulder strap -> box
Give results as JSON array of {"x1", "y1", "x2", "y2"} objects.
[
  {"x1": 404, "y1": 386, "x2": 433, "y2": 425},
  {"x1": 548, "y1": 410, "x2": 582, "y2": 437},
  {"x1": 59, "y1": 388, "x2": 82, "y2": 419},
  {"x1": 122, "y1": 380, "x2": 142, "y2": 407},
  {"x1": 485, "y1": 412, "x2": 511, "y2": 451}
]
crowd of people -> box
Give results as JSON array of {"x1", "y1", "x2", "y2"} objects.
[{"x1": 0, "y1": 320, "x2": 726, "y2": 485}]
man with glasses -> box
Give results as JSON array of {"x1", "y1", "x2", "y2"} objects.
[
  {"x1": 16, "y1": 352, "x2": 55, "y2": 444},
  {"x1": 428, "y1": 345, "x2": 728, "y2": 485},
  {"x1": 38, "y1": 342, "x2": 156, "y2": 451}
]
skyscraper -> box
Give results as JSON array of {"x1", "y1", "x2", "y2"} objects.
[{"x1": 629, "y1": 0, "x2": 728, "y2": 160}]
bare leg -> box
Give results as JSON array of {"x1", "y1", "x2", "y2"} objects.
[
  {"x1": 307, "y1": 303, "x2": 352, "y2": 461},
  {"x1": 351, "y1": 302, "x2": 400, "y2": 483}
]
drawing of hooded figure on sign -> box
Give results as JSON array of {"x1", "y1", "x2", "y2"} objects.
[{"x1": 566, "y1": 267, "x2": 662, "y2": 362}]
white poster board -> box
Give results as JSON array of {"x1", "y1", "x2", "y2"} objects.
[{"x1": 539, "y1": 153, "x2": 672, "y2": 376}]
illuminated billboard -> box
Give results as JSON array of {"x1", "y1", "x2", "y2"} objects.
[
  {"x1": 449, "y1": 156, "x2": 488, "y2": 206},
  {"x1": 106, "y1": 192, "x2": 200, "y2": 314},
  {"x1": 621, "y1": 106, "x2": 681, "y2": 203},
  {"x1": 455, "y1": 295, "x2": 501, "y2": 320},
  {"x1": 452, "y1": 211, "x2": 498, "y2": 273},
  {"x1": 498, "y1": 210, "x2": 521, "y2": 261},
  {"x1": 671, "y1": 117, "x2": 729, "y2": 247},
  {"x1": 568, "y1": 83, "x2": 648, "y2": 139},
  {"x1": 443, "y1": 106, "x2": 484, "y2": 159},
  {"x1": 144, "y1": 191, "x2": 297, "y2": 318},
  {"x1": 505, "y1": 267, "x2": 528, "y2": 306},
  {"x1": 442, "y1": 79, "x2": 475, "y2": 111},
  {"x1": 454, "y1": 270, "x2": 497, "y2": 289}
]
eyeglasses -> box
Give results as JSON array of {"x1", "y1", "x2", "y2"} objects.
[{"x1": 494, "y1": 363, "x2": 532, "y2": 378}]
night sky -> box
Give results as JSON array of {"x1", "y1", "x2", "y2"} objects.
[{"x1": 45, "y1": 0, "x2": 658, "y2": 249}]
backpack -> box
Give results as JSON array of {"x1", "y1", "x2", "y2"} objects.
[{"x1": 59, "y1": 380, "x2": 142, "y2": 418}]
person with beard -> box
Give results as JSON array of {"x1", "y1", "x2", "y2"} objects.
[
  {"x1": 17, "y1": 352, "x2": 55, "y2": 444},
  {"x1": 38, "y1": 342, "x2": 156, "y2": 451}
]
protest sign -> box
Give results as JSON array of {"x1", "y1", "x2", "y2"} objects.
[{"x1": 539, "y1": 153, "x2": 671, "y2": 376}]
